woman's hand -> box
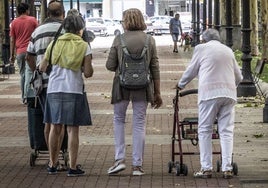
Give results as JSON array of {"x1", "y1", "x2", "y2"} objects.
[{"x1": 152, "y1": 93, "x2": 162, "y2": 109}]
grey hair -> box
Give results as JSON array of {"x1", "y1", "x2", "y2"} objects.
[
  {"x1": 202, "y1": 29, "x2": 221, "y2": 42},
  {"x1": 63, "y1": 15, "x2": 85, "y2": 34},
  {"x1": 67, "y1": 8, "x2": 80, "y2": 16}
]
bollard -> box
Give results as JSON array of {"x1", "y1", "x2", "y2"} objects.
[{"x1": 263, "y1": 98, "x2": 268, "y2": 123}]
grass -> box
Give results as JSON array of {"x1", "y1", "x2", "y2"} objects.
[{"x1": 234, "y1": 50, "x2": 268, "y2": 82}]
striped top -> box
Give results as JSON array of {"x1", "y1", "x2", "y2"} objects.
[{"x1": 27, "y1": 18, "x2": 62, "y2": 86}]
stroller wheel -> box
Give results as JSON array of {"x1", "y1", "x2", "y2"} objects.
[
  {"x1": 232, "y1": 162, "x2": 238, "y2": 175},
  {"x1": 181, "y1": 164, "x2": 188, "y2": 176},
  {"x1": 30, "y1": 152, "x2": 36, "y2": 167},
  {"x1": 216, "y1": 160, "x2": 221, "y2": 172},
  {"x1": 168, "y1": 161, "x2": 173, "y2": 173},
  {"x1": 175, "y1": 163, "x2": 180, "y2": 176},
  {"x1": 63, "y1": 152, "x2": 69, "y2": 167}
]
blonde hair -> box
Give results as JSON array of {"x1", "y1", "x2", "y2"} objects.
[{"x1": 122, "y1": 8, "x2": 147, "y2": 31}]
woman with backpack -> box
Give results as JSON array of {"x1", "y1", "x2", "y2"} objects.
[{"x1": 106, "y1": 8, "x2": 163, "y2": 176}]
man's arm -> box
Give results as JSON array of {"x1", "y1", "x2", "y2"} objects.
[
  {"x1": 169, "y1": 19, "x2": 173, "y2": 34},
  {"x1": 26, "y1": 53, "x2": 36, "y2": 72},
  {"x1": 179, "y1": 20, "x2": 183, "y2": 34},
  {"x1": 9, "y1": 37, "x2": 16, "y2": 63}
]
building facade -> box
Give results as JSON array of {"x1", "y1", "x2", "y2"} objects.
[{"x1": 62, "y1": 0, "x2": 189, "y2": 20}]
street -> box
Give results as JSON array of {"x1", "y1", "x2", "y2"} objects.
[{"x1": 91, "y1": 34, "x2": 174, "y2": 49}]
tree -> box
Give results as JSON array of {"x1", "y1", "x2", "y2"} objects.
[
  {"x1": 260, "y1": 0, "x2": 268, "y2": 59},
  {"x1": 250, "y1": 0, "x2": 259, "y2": 56}
]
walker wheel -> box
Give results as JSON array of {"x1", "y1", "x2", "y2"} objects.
[
  {"x1": 232, "y1": 162, "x2": 238, "y2": 175},
  {"x1": 168, "y1": 161, "x2": 173, "y2": 173},
  {"x1": 216, "y1": 160, "x2": 221, "y2": 172},
  {"x1": 175, "y1": 163, "x2": 180, "y2": 176},
  {"x1": 181, "y1": 164, "x2": 188, "y2": 176}
]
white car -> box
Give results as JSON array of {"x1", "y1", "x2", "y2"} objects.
[
  {"x1": 86, "y1": 17, "x2": 123, "y2": 36},
  {"x1": 150, "y1": 15, "x2": 192, "y2": 35},
  {"x1": 150, "y1": 16, "x2": 172, "y2": 34}
]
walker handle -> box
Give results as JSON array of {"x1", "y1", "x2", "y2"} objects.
[{"x1": 179, "y1": 89, "x2": 198, "y2": 97}]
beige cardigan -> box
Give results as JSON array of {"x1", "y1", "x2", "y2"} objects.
[{"x1": 106, "y1": 31, "x2": 160, "y2": 104}]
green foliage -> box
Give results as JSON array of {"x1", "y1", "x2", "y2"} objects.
[{"x1": 234, "y1": 50, "x2": 268, "y2": 82}]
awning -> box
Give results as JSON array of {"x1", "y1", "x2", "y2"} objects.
[{"x1": 62, "y1": 0, "x2": 102, "y2": 3}]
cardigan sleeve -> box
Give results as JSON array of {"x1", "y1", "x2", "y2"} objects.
[{"x1": 178, "y1": 46, "x2": 201, "y2": 89}]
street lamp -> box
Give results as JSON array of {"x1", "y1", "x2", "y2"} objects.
[
  {"x1": 214, "y1": 0, "x2": 220, "y2": 31},
  {"x1": 237, "y1": 0, "x2": 256, "y2": 97},
  {"x1": 225, "y1": 0, "x2": 233, "y2": 48}
]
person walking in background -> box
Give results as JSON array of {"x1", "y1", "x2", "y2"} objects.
[
  {"x1": 106, "y1": 8, "x2": 162, "y2": 176},
  {"x1": 177, "y1": 29, "x2": 243, "y2": 179},
  {"x1": 26, "y1": 0, "x2": 65, "y2": 163},
  {"x1": 169, "y1": 13, "x2": 182, "y2": 53},
  {"x1": 40, "y1": 15, "x2": 94, "y2": 176},
  {"x1": 9, "y1": 2, "x2": 38, "y2": 104}
]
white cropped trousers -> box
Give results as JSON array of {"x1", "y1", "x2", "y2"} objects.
[
  {"x1": 113, "y1": 100, "x2": 147, "y2": 166},
  {"x1": 198, "y1": 97, "x2": 236, "y2": 172}
]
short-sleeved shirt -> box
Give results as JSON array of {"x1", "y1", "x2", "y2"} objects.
[
  {"x1": 169, "y1": 18, "x2": 181, "y2": 34},
  {"x1": 27, "y1": 20, "x2": 63, "y2": 87},
  {"x1": 10, "y1": 15, "x2": 38, "y2": 54},
  {"x1": 46, "y1": 45, "x2": 91, "y2": 94}
]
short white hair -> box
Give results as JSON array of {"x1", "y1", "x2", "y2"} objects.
[{"x1": 202, "y1": 29, "x2": 221, "y2": 42}]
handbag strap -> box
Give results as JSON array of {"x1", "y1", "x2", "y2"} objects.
[{"x1": 49, "y1": 24, "x2": 63, "y2": 66}]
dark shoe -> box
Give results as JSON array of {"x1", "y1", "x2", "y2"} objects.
[
  {"x1": 173, "y1": 49, "x2": 178, "y2": 53},
  {"x1": 67, "y1": 165, "x2": 85, "y2": 177},
  {"x1": 47, "y1": 166, "x2": 57, "y2": 175},
  {"x1": 223, "y1": 171, "x2": 233, "y2": 179},
  {"x1": 193, "y1": 169, "x2": 212, "y2": 178}
]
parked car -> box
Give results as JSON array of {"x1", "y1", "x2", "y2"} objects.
[
  {"x1": 150, "y1": 15, "x2": 192, "y2": 35},
  {"x1": 143, "y1": 14, "x2": 155, "y2": 35},
  {"x1": 86, "y1": 17, "x2": 123, "y2": 36},
  {"x1": 150, "y1": 16, "x2": 172, "y2": 34}
]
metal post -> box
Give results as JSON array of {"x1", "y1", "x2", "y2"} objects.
[
  {"x1": 11, "y1": 0, "x2": 15, "y2": 21},
  {"x1": 214, "y1": 0, "x2": 220, "y2": 31},
  {"x1": 191, "y1": 0, "x2": 197, "y2": 46},
  {"x1": 196, "y1": 0, "x2": 200, "y2": 44},
  {"x1": 237, "y1": 0, "x2": 256, "y2": 97},
  {"x1": 208, "y1": 0, "x2": 212, "y2": 28},
  {"x1": 202, "y1": 0, "x2": 207, "y2": 32},
  {"x1": 225, "y1": 0, "x2": 233, "y2": 48},
  {"x1": 77, "y1": 0, "x2": 80, "y2": 11},
  {"x1": 2, "y1": 0, "x2": 11, "y2": 74},
  {"x1": 70, "y1": 0, "x2": 73, "y2": 9}
]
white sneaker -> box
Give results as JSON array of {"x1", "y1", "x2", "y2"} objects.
[
  {"x1": 132, "y1": 166, "x2": 145, "y2": 176},
  {"x1": 107, "y1": 159, "x2": 126, "y2": 175}
]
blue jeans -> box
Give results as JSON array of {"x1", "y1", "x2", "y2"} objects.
[{"x1": 16, "y1": 53, "x2": 26, "y2": 100}]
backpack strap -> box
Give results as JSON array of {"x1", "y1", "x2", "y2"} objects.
[
  {"x1": 120, "y1": 34, "x2": 150, "y2": 58},
  {"x1": 140, "y1": 35, "x2": 150, "y2": 57},
  {"x1": 120, "y1": 34, "x2": 130, "y2": 56}
]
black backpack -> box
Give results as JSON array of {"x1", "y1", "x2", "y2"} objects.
[{"x1": 119, "y1": 34, "x2": 150, "y2": 90}]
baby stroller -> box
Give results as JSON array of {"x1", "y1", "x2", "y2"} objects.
[{"x1": 167, "y1": 88, "x2": 238, "y2": 176}]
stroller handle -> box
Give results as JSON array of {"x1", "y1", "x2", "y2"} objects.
[{"x1": 179, "y1": 89, "x2": 198, "y2": 97}]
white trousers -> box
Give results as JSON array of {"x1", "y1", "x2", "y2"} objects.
[
  {"x1": 198, "y1": 97, "x2": 236, "y2": 172},
  {"x1": 113, "y1": 100, "x2": 147, "y2": 166}
]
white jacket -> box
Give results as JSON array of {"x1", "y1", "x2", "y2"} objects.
[{"x1": 178, "y1": 40, "x2": 243, "y2": 103}]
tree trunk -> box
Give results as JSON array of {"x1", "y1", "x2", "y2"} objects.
[
  {"x1": 250, "y1": 0, "x2": 259, "y2": 56},
  {"x1": 40, "y1": 0, "x2": 48, "y2": 24},
  {"x1": 232, "y1": 0, "x2": 240, "y2": 25},
  {"x1": 220, "y1": 0, "x2": 226, "y2": 25},
  {"x1": 261, "y1": 0, "x2": 268, "y2": 59}
]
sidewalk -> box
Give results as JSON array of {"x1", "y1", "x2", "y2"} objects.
[{"x1": 0, "y1": 44, "x2": 267, "y2": 188}]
